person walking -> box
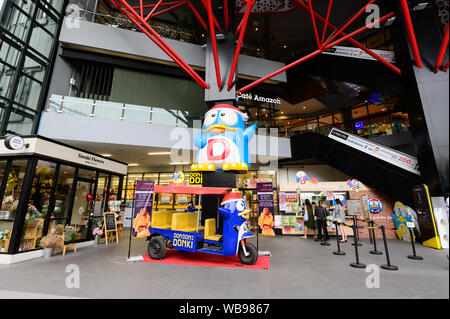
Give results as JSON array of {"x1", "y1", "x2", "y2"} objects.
[
  {"x1": 316, "y1": 200, "x2": 329, "y2": 242},
  {"x1": 333, "y1": 199, "x2": 347, "y2": 242},
  {"x1": 302, "y1": 199, "x2": 316, "y2": 239}
]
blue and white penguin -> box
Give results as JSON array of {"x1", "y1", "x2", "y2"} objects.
[
  {"x1": 192, "y1": 104, "x2": 257, "y2": 172},
  {"x1": 218, "y1": 189, "x2": 253, "y2": 257}
]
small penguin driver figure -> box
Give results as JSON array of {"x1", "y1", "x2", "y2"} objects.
[{"x1": 192, "y1": 104, "x2": 257, "y2": 172}]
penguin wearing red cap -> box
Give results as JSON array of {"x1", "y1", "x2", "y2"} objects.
[
  {"x1": 192, "y1": 104, "x2": 257, "y2": 172},
  {"x1": 218, "y1": 189, "x2": 254, "y2": 257}
]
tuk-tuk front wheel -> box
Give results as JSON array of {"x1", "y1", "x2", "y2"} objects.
[
  {"x1": 238, "y1": 242, "x2": 258, "y2": 265},
  {"x1": 148, "y1": 236, "x2": 166, "y2": 260}
]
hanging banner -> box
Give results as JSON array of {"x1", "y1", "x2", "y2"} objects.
[
  {"x1": 328, "y1": 128, "x2": 420, "y2": 175},
  {"x1": 257, "y1": 182, "x2": 275, "y2": 236},
  {"x1": 132, "y1": 180, "x2": 155, "y2": 239},
  {"x1": 323, "y1": 45, "x2": 396, "y2": 63}
]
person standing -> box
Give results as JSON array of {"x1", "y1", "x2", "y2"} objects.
[
  {"x1": 302, "y1": 199, "x2": 316, "y2": 239},
  {"x1": 316, "y1": 200, "x2": 329, "y2": 242},
  {"x1": 185, "y1": 201, "x2": 196, "y2": 213},
  {"x1": 333, "y1": 199, "x2": 347, "y2": 242},
  {"x1": 312, "y1": 202, "x2": 319, "y2": 241}
]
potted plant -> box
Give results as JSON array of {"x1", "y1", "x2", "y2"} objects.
[
  {"x1": 40, "y1": 233, "x2": 62, "y2": 258},
  {"x1": 92, "y1": 227, "x2": 103, "y2": 246}
]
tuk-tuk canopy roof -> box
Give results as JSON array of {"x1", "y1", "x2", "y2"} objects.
[{"x1": 154, "y1": 185, "x2": 231, "y2": 195}]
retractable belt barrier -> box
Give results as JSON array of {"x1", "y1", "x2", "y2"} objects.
[
  {"x1": 330, "y1": 220, "x2": 398, "y2": 271},
  {"x1": 317, "y1": 216, "x2": 330, "y2": 246}
]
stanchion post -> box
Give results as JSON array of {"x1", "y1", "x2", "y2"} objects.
[
  {"x1": 333, "y1": 221, "x2": 345, "y2": 256},
  {"x1": 369, "y1": 220, "x2": 383, "y2": 255},
  {"x1": 407, "y1": 225, "x2": 423, "y2": 260},
  {"x1": 350, "y1": 224, "x2": 366, "y2": 268},
  {"x1": 380, "y1": 225, "x2": 398, "y2": 271},
  {"x1": 351, "y1": 216, "x2": 363, "y2": 246},
  {"x1": 320, "y1": 217, "x2": 330, "y2": 246}
]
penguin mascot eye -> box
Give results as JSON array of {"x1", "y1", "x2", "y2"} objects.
[
  {"x1": 204, "y1": 111, "x2": 217, "y2": 127},
  {"x1": 219, "y1": 109, "x2": 238, "y2": 126},
  {"x1": 236, "y1": 200, "x2": 246, "y2": 212}
]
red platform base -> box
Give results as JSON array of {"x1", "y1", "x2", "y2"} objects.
[{"x1": 142, "y1": 250, "x2": 270, "y2": 270}]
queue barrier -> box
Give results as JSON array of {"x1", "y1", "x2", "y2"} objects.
[
  {"x1": 331, "y1": 220, "x2": 398, "y2": 271},
  {"x1": 407, "y1": 226, "x2": 423, "y2": 260},
  {"x1": 332, "y1": 221, "x2": 345, "y2": 256}
]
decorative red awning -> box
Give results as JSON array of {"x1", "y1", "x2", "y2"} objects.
[{"x1": 154, "y1": 185, "x2": 231, "y2": 195}]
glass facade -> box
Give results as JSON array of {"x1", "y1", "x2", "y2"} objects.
[
  {"x1": 0, "y1": 152, "x2": 124, "y2": 254},
  {"x1": 0, "y1": 0, "x2": 66, "y2": 135}
]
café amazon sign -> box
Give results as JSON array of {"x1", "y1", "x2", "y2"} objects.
[{"x1": 237, "y1": 92, "x2": 282, "y2": 105}]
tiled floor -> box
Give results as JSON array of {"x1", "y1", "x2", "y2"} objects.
[{"x1": 0, "y1": 232, "x2": 448, "y2": 299}]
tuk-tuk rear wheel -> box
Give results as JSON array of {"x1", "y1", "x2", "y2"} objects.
[
  {"x1": 148, "y1": 236, "x2": 166, "y2": 260},
  {"x1": 238, "y1": 242, "x2": 258, "y2": 265}
]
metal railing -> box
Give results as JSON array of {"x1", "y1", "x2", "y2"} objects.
[{"x1": 45, "y1": 95, "x2": 201, "y2": 128}]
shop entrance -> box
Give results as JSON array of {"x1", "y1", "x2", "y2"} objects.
[{"x1": 70, "y1": 178, "x2": 95, "y2": 241}]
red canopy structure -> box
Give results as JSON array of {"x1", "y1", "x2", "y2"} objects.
[
  {"x1": 108, "y1": 0, "x2": 446, "y2": 92},
  {"x1": 154, "y1": 185, "x2": 231, "y2": 195}
]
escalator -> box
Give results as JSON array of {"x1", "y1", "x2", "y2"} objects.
[{"x1": 290, "y1": 127, "x2": 422, "y2": 206}]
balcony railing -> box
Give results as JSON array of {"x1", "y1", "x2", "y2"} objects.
[{"x1": 46, "y1": 95, "x2": 199, "y2": 128}]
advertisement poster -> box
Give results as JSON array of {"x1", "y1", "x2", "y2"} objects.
[
  {"x1": 257, "y1": 182, "x2": 275, "y2": 236},
  {"x1": 132, "y1": 180, "x2": 155, "y2": 238}
]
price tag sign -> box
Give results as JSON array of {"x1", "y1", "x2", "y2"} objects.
[{"x1": 407, "y1": 222, "x2": 415, "y2": 228}]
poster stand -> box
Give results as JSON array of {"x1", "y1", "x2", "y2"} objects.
[{"x1": 127, "y1": 181, "x2": 137, "y2": 260}]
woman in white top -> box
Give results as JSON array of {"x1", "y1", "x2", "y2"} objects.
[{"x1": 333, "y1": 199, "x2": 347, "y2": 243}]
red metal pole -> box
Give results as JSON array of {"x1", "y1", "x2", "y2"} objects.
[
  {"x1": 308, "y1": 0, "x2": 321, "y2": 49},
  {"x1": 139, "y1": 0, "x2": 144, "y2": 18},
  {"x1": 443, "y1": 60, "x2": 449, "y2": 72},
  {"x1": 321, "y1": 0, "x2": 333, "y2": 46},
  {"x1": 147, "y1": 1, "x2": 187, "y2": 20},
  {"x1": 200, "y1": 0, "x2": 221, "y2": 32},
  {"x1": 237, "y1": 12, "x2": 394, "y2": 93},
  {"x1": 145, "y1": 0, "x2": 164, "y2": 21},
  {"x1": 227, "y1": 0, "x2": 255, "y2": 90},
  {"x1": 224, "y1": 0, "x2": 229, "y2": 31},
  {"x1": 186, "y1": 1, "x2": 207, "y2": 30},
  {"x1": 292, "y1": 0, "x2": 401, "y2": 75},
  {"x1": 130, "y1": 1, "x2": 184, "y2": 10},
  {"x1": 206, "y1": 0, "x2": 222, "y2": 90},
  {"x1": 399, "y1": 0, "x2": 423, "y2": 68},
  {"x1": 111, "y1": 0, "x2": 210, "y2": 89},
  {"x1": 323, "y1": 0, "x2": 376, "y2": 48},
  {"x1": 434, "y1": 23, "x2": 449, "y2": 72}
]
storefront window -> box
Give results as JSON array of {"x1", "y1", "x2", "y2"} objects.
[
  {"x1": 107, "y1": 175, "x2": 120, "y2": 209},
  {"x1": 237, "y1": 171, "x2": 258, "y2": 189},
  {"x1": 352, "y1": 105, "x2": 368, "y2": 119},
  {"x1": 20, "y1": 161, "x2": 57, "y2": 252},
  {"x1": 368, "y1": 103, "x2": 388, "y2": 116},
  {"x1": 391, "y1": 112, "x2": 410, "y2": 135},
  {"x1": 49, "y1": 165, "x2": 76, "y2": 232},
  {"x1": 370, "y1": 114, "x2": 393, "y2": 137},
  {"x1": 158, "y1": 173, "x2": 173, "y2": 185},
  {"x1": 0, "y1": 160, "x2": 28, "y2": 253},
  {"x1": 333, "y1": 112, "x2": 345, "y2": 129},
  {"x1": 258, "y1": 171, "x2": 276, "y2": 185},
  {"x1": 126, "y1": 174, "x2": 142, "y2": 202},
  {"x1": 354, "y1": 119, "x2": 371, "y2": 137}
]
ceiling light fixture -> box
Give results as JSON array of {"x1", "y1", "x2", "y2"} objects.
[
  {"x1": 128, "y1": 164, "x2": 140, "y2": 167},
  {"x1": 170, "y1": 162, "x2": 190, "y2": 165},
  {"x1": 101, "y1": 154, "x2": 112, "y2": 157},
  {"x1": 148, "y1": 152, "x2": 171, "y2": 156}
]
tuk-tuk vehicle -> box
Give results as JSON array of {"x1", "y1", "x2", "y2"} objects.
[{"x1": 147, "y1": 186, "x2": 258, "y2": 265}]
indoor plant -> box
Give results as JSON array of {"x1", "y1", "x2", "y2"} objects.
[
  {"x1": 40, "y1": 233, "x2": 62, "y2": 258},
  {"x1": 92, "y1": 227, "x2": 103, "y2": 246}
]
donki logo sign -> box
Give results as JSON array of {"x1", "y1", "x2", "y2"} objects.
[{"x1": 369, "y1": 198, "x2": 383, "y2": 214}]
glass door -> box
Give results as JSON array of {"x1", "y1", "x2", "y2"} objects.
[{"x1": 69, "y1": 179, "x2": 94, "y2": 241}]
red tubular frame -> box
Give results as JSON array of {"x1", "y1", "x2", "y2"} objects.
[
  {"x1": 323, "y1": 0, "x2": 376, "y2": 48},
  {"x1": 237, "y1": 12, "x2": 395, "y2": 93},
  {"x1": 227, "y1": 0, "x2": 255, "y2": 90},
  {"x1": 434, "y1": 23, "x2": 449, "y2": 72},
  {"x1": 443, "y1": 60, "x2": 449, "y2": 72},
  {"x1": 292, "y1": 0, "x2": 400, "y2": 75},
  {"x1": 399, "y1": 0, "x2": 422, "y2": 68},
  {"x1": 200, "y1": 0, "x2": 221, "y2": 32},
  {"x1": 148, "y1": 1, "x2": 187, "y2": 19},
  {"x1": 320, "y1": 0, "x2": 333, "y2": 46},
  {"x1": 130, "y1": 1, "x2": 184, "y2": 10},
  {"x1": 111, "y1": 0, "x2": 209, "y2": 89},
  {"x1": 145, "y1": 0, "x2": 164, "y2": 21},
  {"x1": 308, "y1": 0, "x2": 321, "y2": 49},
  {"x1": 186, "y1": 1, "x2": 207, "y2": 30},
  {"x1": 224, "y1": 0, "x2": 229, "y2": 31},
  {"x1": 206, "y1": 0, "x2": 222, "y2": 90}
]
